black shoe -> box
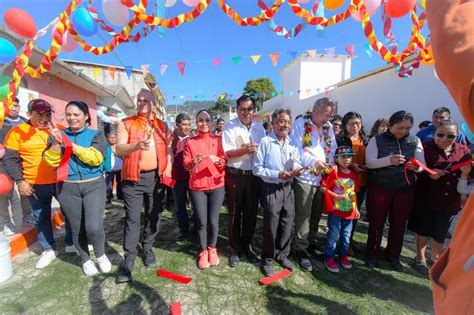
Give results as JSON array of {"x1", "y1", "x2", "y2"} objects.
[
  {"x1": 143, "y1": 249, "x2": 156, "y2": 267},
  {"x1": 414, "y1": 260, "x2": 430, "y2": 277},
  {"x1": 260, "y1": 264, "x2": 274, "y2": 277},
  {"x1": 229, "y1": 254, "x2": 240, "y2": 268},
  {"x1": 366, "y1": 258, "x2": 378, "y2": 268},
  {"x1": 175, "y1": 230, "x2": 189, "y2": 242},
  {"x1": 116, "y1": 261, "x2": 134, "y2": 283},
  {"x1": 295, "y1": 251, "x2": 313, "y2": 272},
  {"x1": 307, "y1": 244, "x2": 325, "y2": 257},
  {"x1": 243, "y1": 249, "x2": 258, "y2": 263},
  {"x1": 388, "y1": 260, "x2": 405, "y2": 272},
  {"x1": 278, "y1": 259, "x2": 297, "y2": 271}
]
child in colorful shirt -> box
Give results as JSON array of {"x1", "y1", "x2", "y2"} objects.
[{"x1": 321, "y1": 146, "x2": 360, "y2": 273}]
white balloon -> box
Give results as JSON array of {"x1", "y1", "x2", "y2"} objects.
[
  {"x1": 165, "y1": 0, "x2": 177, "y2": 7},
  {"x1": 102, "y1": 0, "x2": 130, "y2": 27},
  {"x1": 183, "y1": 0, "x2": 200, "y2": 7}
]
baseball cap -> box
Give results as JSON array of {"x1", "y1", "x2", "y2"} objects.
[
  {"x1": 335, "y1": 146, "x2": 355, "y2": 157},
  {"x1": 27, "y1": 99, "x2": 54, "y2": 113}
]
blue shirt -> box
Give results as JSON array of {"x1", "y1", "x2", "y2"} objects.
[
  {"x1": 253, "y1": 131, "x2": 302, "y2": 184},
  {"x1": 416, "y1": 124, "x2": 466, "y2": 144}
]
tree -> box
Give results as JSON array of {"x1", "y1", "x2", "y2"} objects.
[
  {"x1": 210, "y1": 92, "x2": 233, "y2": 118},
  {"x1": 243, "y1": 78, "x2": 277, "y2": 111}
]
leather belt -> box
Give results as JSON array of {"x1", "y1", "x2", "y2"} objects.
[
  {"x1": 225, "y1": 167, "x2": 253, "y2": 176},
  {"x1": 264, "y1": 180, "x2": 292, "y2": 189}
]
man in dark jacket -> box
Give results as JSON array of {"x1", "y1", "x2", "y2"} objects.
[{"x1": 0, "y1": 97, "x2": 32, "y2": 236}]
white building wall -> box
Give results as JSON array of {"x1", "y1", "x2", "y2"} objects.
[{"x1": 268, "y1": 64, "x2": 463, "y2": 131}]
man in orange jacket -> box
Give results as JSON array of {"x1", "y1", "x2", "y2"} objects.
[
  {"x1": 426, "y1": 1, "x2": 474, "y2": 314},
  {"x1": 115, "y1": 89, "x2": 172, "y2": 283}
]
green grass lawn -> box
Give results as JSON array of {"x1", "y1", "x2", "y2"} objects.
[{"x1": 0, "y1": 202, "x2": 433, "y2": 314}]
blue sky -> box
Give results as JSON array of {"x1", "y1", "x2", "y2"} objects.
[{"x1": 0, "y1": 0, "x2": 426, "y2": 103}]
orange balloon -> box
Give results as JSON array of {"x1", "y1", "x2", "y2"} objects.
[
  {"x1": 324, "y1": 0, "x2": 345, "y2": 10},
  {"x1": 385, "y1": 0, "x2": 416, "y2": 18},
  {"x1": 0, "y1": 174, "x2": 13, "y2": 195},
  {"x1": 4, "y1": 8, "x2": 37, "y2": 38}
]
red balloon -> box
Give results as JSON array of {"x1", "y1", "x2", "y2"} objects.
[
  {"x1": 4, "y1": 8, "x2": 37, "y2": 38},
  {"x1": 385, "y1": 0, "x2": 416, "y2": 18},
  {"x1": 0, "y1": 174, "x2": 13, "y2": 195}
]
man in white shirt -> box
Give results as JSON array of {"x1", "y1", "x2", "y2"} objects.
[
  {"x1": 290, "y1": 97, "x2": 337, "y2": 272},
  {"x1": 222, "y1": 95, "x2": 266, "y2": 267}
]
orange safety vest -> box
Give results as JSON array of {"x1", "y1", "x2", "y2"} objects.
[{"x1": 121, "y1": 115, "x2": 169, "y2": 182}]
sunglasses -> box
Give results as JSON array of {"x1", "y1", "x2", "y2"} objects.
[{"x1": 436, "y1": 133, "x2": 456, "y2": 140}]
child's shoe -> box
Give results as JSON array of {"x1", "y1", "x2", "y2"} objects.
[
  {"x1": 325, "y1": 258, "x2": 340, "y2": 273},
  {"x1": 198, "y1": 249, "x2": 209, "y2": 269},
  {"x1": 208, "y1": 247, "x2": 219, "y2": 266},
  {"x1": 339, "y1": 256, "x2": 353, "y2": 269}
]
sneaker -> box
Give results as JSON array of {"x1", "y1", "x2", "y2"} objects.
[
  {"x1": 65, "y1": 245, "x2": 78, "y2": 254},
  {"x1": 96, "y1": 255, "x2": 112, "y2": 273},
  {"x1": 82, "y1": 260, "x2": 99, "y2": 276},
  {"x1": 36, "y1": 250, "x2": 58, "y2": 269},
  {"x1": 229, "y1": 254, "x2": 240, "y2": 268},
  {"x1": 143, "y1": 249, "x2": 156, "y2": 267},
  {"x1": 278, "y1": 259, "x2": 297, "y2": 271},
  {"x1": 339, "y1": 256, "x2": 353, "y2": 269},
  {"x1": 261, "y1": 264, "x2": 274, "y2": 277},
  {"x1": 388, "y1": 260, "x2": 405, "y2": 272},
  {"x1": 116, "y1": 260, "x2": 134, "y2": 283},
  {"x1": 295, "y1": 251, "x2": 313, "y2": 272},
  {"x1": 325, "y1": 258, "x2": 340, "y2": 273},
  {"x1": 414, "y1": 260, "x2": 430, "y2": 277},
  {"x1": 198, "y1": 249, "x2": 209, "y2": 270},
  {"x1": 3, "y1": 222, "x2": 16, "y2": 236},
  {"x1": 208, "y1": 247, "x2": 219, "y2": 266}
]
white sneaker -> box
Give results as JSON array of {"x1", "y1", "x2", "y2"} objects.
[
  {"x1": 65, "y1": 245, "x2": 78, "y2": 254},
  {"x1": 82, "y1": 260, "x2": 99, "y2": 276},
  {"x1": 96, "y1": 255, "x2": 112, "y2": 273},
  {"x1": 3, "y1": 222, "x2": 16, "y2": 236},
  {"x1": 36, "y1": 250, "x2": 58, "y2": 269}
]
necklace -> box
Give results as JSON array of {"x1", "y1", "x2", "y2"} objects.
[{"x1": 302, "y1": 116, "x2": 332, "y2": 176}]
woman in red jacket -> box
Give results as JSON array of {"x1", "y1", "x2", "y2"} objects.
[{"x1": 184, "y1": 109, "x2": 227, "y2": 269}]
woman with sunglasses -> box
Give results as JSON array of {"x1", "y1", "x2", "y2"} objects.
[
  {"x1": 408, "y1": 120, "x2": 471, "y2": 276},
  {"x1": 365, "y1": 111, "x2": 425, "y2": 272},
  {"x1": 43, "y1": 101, "x2": 111, "y2": 276},
  {"x1": 183, "y1": 109, "x2": 227, "y2": 269}
]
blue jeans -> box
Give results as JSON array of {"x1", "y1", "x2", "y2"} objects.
[
  {"x1": 172, "y1": 179, "x2": 190, "y2": 232},
  {"x1": 28, "y1": 184, "x2": 73, "y2": 251},
  {"x1": 325, "y1": 214, "x2": 353, "y2": 259}
]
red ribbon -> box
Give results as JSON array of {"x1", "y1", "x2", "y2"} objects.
[
  {"x1": 156, "y1": 269, "x2": 192, "y2": 284},
  {"x1": 170, "y1": 302, "x2": 181, "y2": 315},
  {"x1": 404, "y1": 158, "x2": 439, "y2": 185},
  {"x1": 161, "y1": 176, "x2": 176, "y2": 188},
  {"x1": 450, "y1": 159, "x2": 473, "y2": 171},
  {"x1": 258, "y1": 269, "x2": 292, "y2": 285},
  {"x1": 56, "y1": 134, "x2": 73, "y2": 182}
]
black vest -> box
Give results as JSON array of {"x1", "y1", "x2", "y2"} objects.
[{"x1": 368, "y1": 132, "x2": 418, "y2": 192}]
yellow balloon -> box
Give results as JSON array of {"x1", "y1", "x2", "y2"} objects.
[{"x1": 324, "y1": 0, "x2": 345, "y2": 10}]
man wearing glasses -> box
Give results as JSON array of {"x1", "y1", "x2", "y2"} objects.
[
  {"x1": 222, "y1": 95, "x2": 265, "y2": 267},
  {"x1": 290, "y1": 97, "x2": 337, "y2": 272},
  {"x1": 116, "y1": 89, "x2": 172, "y2": 283}
]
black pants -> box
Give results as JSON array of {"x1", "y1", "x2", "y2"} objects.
[
  {"x1": 225, "y1": 172, "x2": 261, "y2": 253},
  {"x1": 106, "y1": 170, "x2": 123, "y2": 202},
  {"x1": 190, "y1": 187, "x2": 225, "y2": 250},
  {"x1": 122, "y1": 171, "x2": 165, "y2": 262},
  {"x1": 261, "y1": 181, "x2": 295, "y2": 265},
  {"x1": 57, "y1": 177, "x2": 106, "y2": 263},
  {"x1": 172, "y1": 179, "x2": 190, "y2": 232}
]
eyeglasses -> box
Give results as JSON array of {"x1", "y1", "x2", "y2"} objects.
[
  {"x1": 137, "y1": 98, "x2": 150, "y2": 104},
  {"x1": 435, "y1": 133, "x2": 456, "y2": 140}
]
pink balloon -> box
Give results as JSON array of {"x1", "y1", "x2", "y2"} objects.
[
  {"x1": 102, "y1": 0, "x2": 130, "y2": 26},
  {"x1": 351, "y1": 0, "x2": 382, "y2": 21},
  {"x1": 183, "y1": 0, "x2": 200, "y2": 7},
  {"x1": 52, "y1": 26, "x2": 78, "y2": 52},
  {"x1": 0, "y1": 144, "x2": 5, "y2": 159}
]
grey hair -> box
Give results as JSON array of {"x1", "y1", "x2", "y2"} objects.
[
  {"x1": 271, "y1": 108, "x2": 292, "y2": 121},
  {"x1": 435, "y1": 119, "x2": 458, "y2": 131},
  {"x1": 137, "y1": 89, "x2": 156, "y2": 104},
  {"x1": 313, "y1": 97, "x2": 337, "y2": 111}
]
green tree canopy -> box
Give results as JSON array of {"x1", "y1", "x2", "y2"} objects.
[
  {"x1": 209, "y1": 92, "x2": 233, "y2": 118},
  {"x1": 243, "y1": 77, "x2": 277, "y2": 111}
]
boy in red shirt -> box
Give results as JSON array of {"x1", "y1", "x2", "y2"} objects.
[{"x1": 321, "y1": 146, "x2": 360, "y2": 273}]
